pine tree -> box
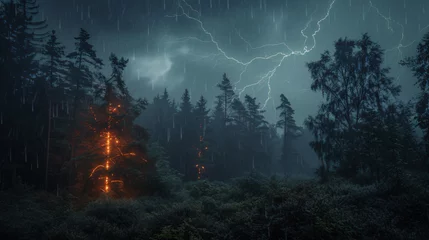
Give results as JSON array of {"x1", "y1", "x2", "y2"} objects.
[
  {"x1": 217, "y1": 73, "x2": 235, "y2": 126},
  {"x1": 244, "y1": 95, "x2": 268, "y2": 172},
  {"x1": 67, "y1": 28, "x2": 103, "y2": 121},
  {"x1": 179, "y1": 89, "x2": 192, "y2": 122},
  {"x1": 0, "y1": 0, "x2": 48, "y2": 189},
  {"x1": 209, "y1": 96, "x2": 227, "y2": 178},
  {"x1": 231, "y1": 98, "x2": 248, "y2": 127},
  {"x1": 194, "y1": 95, "x2": 210, "y2": 127},
  {"x1": 40, "y1": 30, "x2": 69, "y2": 191},
  {"x1": 193, "y1": 96, "x2": 211, "y2": 180},
  {"x1": 177, "y1": 89, "x2": 195, "y2": 180},
  {"x1": 79, "y1": 53, "x2": 149, "y2": 197},
  {"x1": 41, "y1": 30, "x2": 67, "y2": 89},
  {"x1": 276, "y1": 94, "x2": 298, "y2": 174},
  {"x1": 66, "y1": 28, "x2": 103, "y2": 187}
]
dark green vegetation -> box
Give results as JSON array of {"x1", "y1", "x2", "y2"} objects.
[
  {"x1": 1, "y1": 172, "x2": 429, "y2": 239},
  {"x1": 1, "y1": 0, "x2": 429, "y2": 239}
]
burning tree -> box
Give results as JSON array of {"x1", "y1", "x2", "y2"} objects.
[
  {"x1": 194, "y1": 96, "x2": 210, "y2": 180},
  {"x1": 75, "y1": 54, "x2": 150, "y2": 197}
]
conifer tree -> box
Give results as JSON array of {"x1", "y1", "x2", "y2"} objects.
[
  {"x1": 244, "y1": 95, "x2": 268, "y2": 172},
  {"x1": 0, "y1": 0, "x2": 48, "y2": 189},
  {"x1": 41, "y1": 30, "x2": 67, "y2": 89},
  {"x1": 80, "y1": 53, "x2": 149, "y2": 197},
  {"x1": 66, "y1": 28, "x2": 103, "y2": 187},
  {"x1": 217, "y1": 73, "x2": 235, "y2": 126},
  {"x1": 276, "y1": 94, "x2": 298, "y2": 174},
  {"x1": 67, "y1": 28, "x2": 103, "y2": 120}
]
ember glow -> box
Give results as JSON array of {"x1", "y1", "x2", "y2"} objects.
[
  {"x1": 195, "y1": 122, "x2": 207, "y2": 180},
  {"x1": 105, "y1": 130, "x2": 111, "y2": 192}
]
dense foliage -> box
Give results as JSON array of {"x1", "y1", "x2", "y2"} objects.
[{"x1": 1, "y1": 172, "x2": 429, "y2": 240}]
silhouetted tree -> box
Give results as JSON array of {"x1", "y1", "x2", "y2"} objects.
[
  {"x1": 66, "y1": 28, "x2": 103, "y2": 186},
  {"x1": 67, "y1": 28, "x2": 103, "y2": 122},
  {"x1": 305, "y1": 33, "x2": 401, "y2": 180},
  {"x1": 217, "y1": 73, "x2": 235, "y2": 126},
  {"x1": 400, "y1": 31, "x2": 429, "y2": 162},
  {"x1": 41, "y1": 30, "x2": 67, "y2": 89},
  {"x1": 276, "y1": 94, "x2": 298, "y2": 174}
]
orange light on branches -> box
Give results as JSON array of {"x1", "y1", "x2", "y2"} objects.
[{"x1": 195, "y1": 164, "x2": 205, "y2": 180}]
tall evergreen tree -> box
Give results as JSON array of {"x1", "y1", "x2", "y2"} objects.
[
  {"x1": 244, "y1": 95, "x2": 268, "y2": 172},
  {"x1": 178, "y1": 89, "x2": 196, "y2": 180},
  {"x1": 276, "y1": 94, "x2": 298, "y2": 174},
  {"x1": 179, "y1": 89, "x2": 192, "y2": 122},
  {"x1": 0, "y1": 0, "x2": 48, "y2": 189},
  {"x1": 217, "y1": 73, "x2": 235, "y2": 126},
  {"x1": 67, "y1": 28, "x2": 103, "y2": 121},
  {"x1": 39, "y1": 30, "x2": 69, "y2": 191},
  {"x1": 79, "y1": 53, "x2": 149, "y2": 197},
  {"x1": 209, "y1": 96, "x2": 227, "y2": 178},
  {"x1": 41, "y1": 30, "x2": 67, "y2": 89},
  {"x1": 194, "y1": 95, "x2": 210, "y2": 128},
  {"x1": 66, "y1": 28, "x2": 103, "y2": 186},
  {"x1": 184, "y1": 95, "x2": 211, "y2": 180}
]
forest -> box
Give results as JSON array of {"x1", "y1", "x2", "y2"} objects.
[{"x1": 1, "y1": 0, "x2": 429, "y2": 239}]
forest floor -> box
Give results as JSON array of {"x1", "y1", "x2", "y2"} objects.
[{"x1": 1, "y1": 172, "x2": 428, "y2": 240}]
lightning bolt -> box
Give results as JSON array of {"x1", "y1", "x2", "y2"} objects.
[
  {"x1": 164, "y1": 0, "x2": 427, "y2": 111},
  {"x1": 368, "y1": 0, "x2": 429, "y2": 85},
  {"x1": 166, "y1": 0, "x2": 336, "y2": 110},
  {"x1": 368, "y1": 0, "x2": 415, "y2": 60}
]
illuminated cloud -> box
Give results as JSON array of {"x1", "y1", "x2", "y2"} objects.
[{"x1": 129, "y1": 43, "x2": 190, "y2": 89}]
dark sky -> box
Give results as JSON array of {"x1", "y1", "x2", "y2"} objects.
[{"x1": 39, "y1": 0, "x2": 428, "y2": 124}]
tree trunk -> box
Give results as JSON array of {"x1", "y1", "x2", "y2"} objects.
[{"x1": 45, "y1": 100, "x2": 51, "y2": 190}]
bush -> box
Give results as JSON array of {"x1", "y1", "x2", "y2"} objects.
[{"x1": 2, "y1": 171, "x2": 429, "y2": 239}]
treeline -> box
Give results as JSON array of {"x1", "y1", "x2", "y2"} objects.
[
  {"x1": 138, "y1": 33, "x2": 429, "y2": 185},
  {"x1": 137, "y1": 76, "x2": 304, "y2": 181}
]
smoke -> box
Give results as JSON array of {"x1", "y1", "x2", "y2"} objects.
[{"x1": 129, "y1": 44, "x2": 190, "y2": 89}]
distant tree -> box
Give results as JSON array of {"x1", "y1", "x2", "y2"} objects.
[
  {"x1": 194, "y1": 95, "x2": 210, "y2": 128},
  {"x1": 66, "y1": 28, "x2": 103, "y2": 187},
  {"x1": 230, "y1": 98, "x2": 248, "y2": 175},
  {"x1": 217, "y1": 73, "x2": 235, "y2": 126},
  {"x1": 207, "y1": 97, "x2": 227, "y2": 179},
  {"x1": 67, "y1": 28, "x2": 103, "y2": 121},
  {"x1": 305, "y1": 34, "x2": 401, "y2": 180},
  {"x1": 244, "y1": 95, "x2": 269, "y2": 173},
  {"x1": 178, "y1": 89, "x2": 196, "y2": 180},
  {"x1": 276, "y1": 94, "x2": 299, "y2": 174},
  {"x1": 40, "y1": 30, "x2": 70, "y2": 191},
  {"x1": 180, "y1": 89, "x2": 192, "y2": 117},
  {"x1": 193, "y1": 96, "x2": 211, "y2": 179},
  {"x1": 400, "y1": 31, "x2": 429, "y2": 161},
  {"x1": 41, "y1": 30, "x2": 67, "y2": 89},
  {"x1": 231, "y1": 98, "x2": 248, "y2": 127},
  {"x1": 245, "y1": 95, "x2": 267, "y2": 133}
]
